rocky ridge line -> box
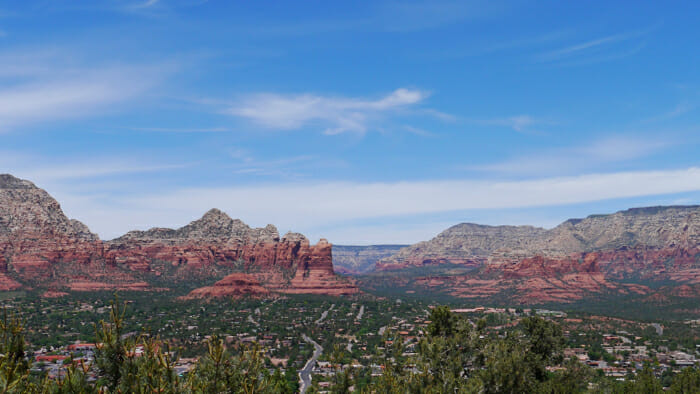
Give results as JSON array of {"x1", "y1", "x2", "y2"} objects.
[
  {"x1": 379, "y1": 205, "x2": 700, "y2": 269},
  {"x1": 0, "y1": 174, "x2": 357, "y2": 297}
]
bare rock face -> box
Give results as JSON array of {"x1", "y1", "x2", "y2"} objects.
[
  {"x1": 0, "y1": 174, "x2": 98, "y2": 242},
  {"x1": 380, "y1": 206, "x2": 700, "y2": 269},
  {"x1": 0, "y1": 174, "x2": 127, "y2": 290},
  {"x1": 109, "y1": 215, "x2": 358, "y2": 297},
  {"x1": 0, "y1": 174, "x2": 357, "y2": 297},
  {"x1": 115, "y1": 208, "x2": 280, "y2": 244},
  {"x1": 279, "y1": 238, "x2": 359, "y2": 296},
  {"x1": 441, "y1": 253, "x2": 650, "y2": 303},
  {"x1": 377, "y1": 224, "x2": 547, "y2": 270},
  {"x1": 380, "y1": 206, "x2": 700, "y2": 303}
]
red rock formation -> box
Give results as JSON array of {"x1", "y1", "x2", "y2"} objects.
[
  {"x1": 184, "y1": 273, "x2": 270, "y2": 299},
  {"x1": 0, "y1": 272, "x2": 22, "y2": 291},
  {"x1": 410, "y1": 248, "x2": 698, "y2": 304},
  {"x1": 374, "y1": 205, "x2": 700, "y2": 304},
  {"x1": 279, "y1": 239, "x2": 359, "y2": 296},
  {"x1": 380, "y1": 205, "x2": 700, "y2": 271},
  {"x1": 0, "y1": 174, "x2": 358, "y2": 297},
  {"x1": 41, "y1": 290, "x2": 70, "y2": 298}
]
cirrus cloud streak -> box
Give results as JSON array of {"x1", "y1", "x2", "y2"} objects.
[
  {"x1": 52, "y1": 166, "x2": 700, "y2": 240},
  {"x1": 226, "y1": 88, "x2": 429, "y2": 134}
]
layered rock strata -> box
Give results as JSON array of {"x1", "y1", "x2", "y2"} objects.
[
  {"x1": 0, "y1": 174, "x2": 357, "y2": 297},
  {"x1": 379, "y1": 206, "x2": 700, "y2": 303},
  {"x1": 380, "y1": 206, "x2": 700, "y2": 269}
]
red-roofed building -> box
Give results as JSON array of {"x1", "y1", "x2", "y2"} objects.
[{"x1": 36, "y1": 355, "x2": 68, "y2": 363}]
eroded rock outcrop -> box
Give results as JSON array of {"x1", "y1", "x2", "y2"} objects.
[
  {"x1": 0, "y1": 174, "x2": 136, "y2": 290},
  {"x1": 380, "y1": 206, "x2": 700, "y2": 269},
  {"x1": 0, "y1": 174, "x2": 357, "y2": 297},
  {"x1": 378, "y1": 206, "x2": 700, "y2": 303},
  {"x1": 185, "y1": 273, "x2": 270, "y2": 299}
]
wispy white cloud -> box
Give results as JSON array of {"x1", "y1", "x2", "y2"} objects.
[
  {"x1": 52, "y1": 167, "x2": 700, "y2": 240},
  {"x1": 580, "y1": 135, "x2": 670, "y2": 161},
  {"x1": 134, "y1": 0, "x2": 160, "y2": 8},
  {"x1": 135, "y1": 126, "x2": 231, "y2": 133},
  {"x1": 535, "y1": 27, "x2": 652, "y2": 64},
  {"x1": 0, "y1": 71, "x2": 148, "y2": 130},
  {"x1": 229, "y1": 152, "x2": 315, "y2": 177},
  {"x1": 496, "y1": 115, "x2": 535, "y2": 132},
  {"x1": 400, "y1": 125, "x2": 435, "y2": 137},
  {"x1": 549, "y1": 42, "x2": 647, "y2": 67},
  {"x1": 226, "y1": 88, "x2": 429, "y2": 135},
  {"x1": 475, "y1": 115, "x2": 549, "y2": 133},
  {"x1": 480, "y1": 30, "x2": 574, "y2": 54},
  {"x1": 0, "y1": 49, "x2": 68, "y2": 77},
  {"x1": 0, "y1": 152, "x2": 187, "y2": 183},
  {"x1": 316, "y1": 221, "x2": 456, "y2": 245},
  {"x1": 643, "y1": 102, "x2": 695, "y2": 123},
  {"x1": 226, "y1": 149, "x2": 336, "y2": 178},
  {"x1": 471, "y1": 135, "x2": 671, "y2": 175},
  {"x1": 19, "y1": 163, "x2": 186, "y2": 182},
  {"x1": 0, "y1": 50, "x2": 169, "y2": 131},
  {"x1": 540, "y1": 33, "x2": 632, "y2": 60}
]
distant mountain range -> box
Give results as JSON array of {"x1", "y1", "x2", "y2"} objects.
[
  {"x1": 0, "y1": 174, "x2": 357, "y2": 298},
  {"x1": 367, "y1": 205, "x2": 699, "y2": 307},
  {"x1": 379, "y1": 206, "x2": 699, "y2": 270},
  {"x1": 2, "y1": 173, "x2": 699, "y2": 312},
  {"x1": 332, "y1": 245, "x2": 407, "y2": 274}
]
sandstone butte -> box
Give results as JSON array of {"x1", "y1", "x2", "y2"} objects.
[
  {"x1": 0, "y1": 174, "x2": 358, "y2": 298},
  {"x1": 379, "y1": 206, "x2": 700, "y2": 303}
]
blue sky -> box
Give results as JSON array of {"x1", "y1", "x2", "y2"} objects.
[{"x1": 2, "y1": 0, "x2": 700, "y2": 244}]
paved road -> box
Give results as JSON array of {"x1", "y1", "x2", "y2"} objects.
[
  {"x1": 299, "y1": 334, "x2": 323, "y2": 394},
  {"x1": 298, "y1": 303, "x2": 336, "y2": 392},
  {"x1": 247, "y1": 315, "x2": 259, "y2": 326},
  {"x1": 315, "y1": 304, "x2": 335, "y2": 325},
  {"x1": 356, "y1": 305, "x2": 365, "y2": 321}
]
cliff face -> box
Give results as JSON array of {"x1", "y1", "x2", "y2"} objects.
[
  {"x1": 378, "y1": 206, "x2": 700, "y2": 303},
  {"x1": 0, "y1": 174, "x2": 136, "y2": 291},
  {"x1": 378, "y1": 224, "x2": 548, "y2": 270},
  {"x1": 0, "y1": 174, "x2": 357, "y2": 297},
  {"x1": 380, "y1": 206, "x2": 700, "y2": 269}
]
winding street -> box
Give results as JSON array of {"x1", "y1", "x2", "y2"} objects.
[
  {"x1": 299, "y1": 304, "x2": 336, "y2": 392},
  {"x1": 314, "y1": 303, "x2": 335, "y2": 325},
  {"x1": 356, "y1": 304, "x2": 365, "y2": 321},
  {"x1": 247, "y1": 315, "x2": 259, "y2": 326},
  {"x1": 299, "y1": 334, "x2": 323, "y2": 394}
]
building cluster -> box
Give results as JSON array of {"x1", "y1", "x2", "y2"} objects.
[{"x1": 564, "y1": 332, "x2": 699, "y2": 379}]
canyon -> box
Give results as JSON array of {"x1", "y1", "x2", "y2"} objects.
[{"x1": 332, "y1": 245, "x2": 407, "y2": 274}]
